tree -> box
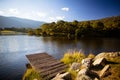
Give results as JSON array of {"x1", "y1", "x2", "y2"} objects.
[
  {"x1": 35, "y1": 28, "x2": 42, "y2": 35},
  {"x1": 92, "y1": 21, "x2": 104, "y2": 31}
]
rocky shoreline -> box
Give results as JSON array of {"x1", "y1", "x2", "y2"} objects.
[{"x1": 52, "y1": 52, "x2": 120, "y2": 80}]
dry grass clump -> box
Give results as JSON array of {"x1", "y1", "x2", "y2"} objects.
[
  {"x1": 23, "y1": 68, "x2": 42, "y2": 80},
  {"x1": 61, "y1": 49, "x2": 85, "y2": 64},
  {"x1": 68, "y1": 70, "x2": 78, "y2": 80}
]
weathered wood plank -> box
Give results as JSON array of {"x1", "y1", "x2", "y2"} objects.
[{"x1": 26, "y1": 53, "x2": 67, "y2": 80}]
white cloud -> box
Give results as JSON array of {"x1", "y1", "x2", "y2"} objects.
[
  {"x1": 9, "y1": 8, "x2": 19, "y2": 14},
  {"x1": 0, "y1": 10, "x2": 4, "y2": 15},
  {"x1": 0, "y1": 9, "x2": 65, "y2": 22},
  {"x1": 49, "y1": 17, "x2": 55, "y2": 21},
  {"x1": 56, "y1": 16, "x2": 65, "y2": 20},
  {"x1": 36, "y1": 12, "x2": 47, "y2": 18},
  {"x1": 61, "y1": 7, "x2": 69, "y2": 11},
  {"x1": 49, "y1": 16, "x2": 65, "y2": 22}
]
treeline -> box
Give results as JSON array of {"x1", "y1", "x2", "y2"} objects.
[
  {"x1": 0, "y1": 27, "x2": 41, "y2": 35},
  {"x1": 29, "y1": 16, "x2": 120, "y2": 37},
  {"x1": 0, "y1": 27, "x2": 32, "y2": 33}
]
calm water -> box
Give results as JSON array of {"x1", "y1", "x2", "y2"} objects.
[{"x1": 0, "y1": 35, "x2": 120, "y2": 80}]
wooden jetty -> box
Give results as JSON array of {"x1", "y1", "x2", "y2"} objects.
[{"x1": 26, "y1": 53, "x2": 67, "y2": 80}]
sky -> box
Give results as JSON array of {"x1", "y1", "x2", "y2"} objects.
[{"x1": 0, "y1": 0, "x2": 120, "y2": 22}]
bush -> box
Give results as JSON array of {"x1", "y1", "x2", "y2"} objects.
[{"x1": 61, "y1": 49, "x2": 85, "y2": 64}]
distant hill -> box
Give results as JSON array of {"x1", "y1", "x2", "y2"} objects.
[
  {"x1": 0, "y1": 16, "x2": 45, "y2": 28},
  {"x1": 40, "y1": 15, "x2": 120, "y2": 37}
]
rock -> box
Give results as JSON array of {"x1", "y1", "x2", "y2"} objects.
[
  {"x1": 76, "y1": 74, "x2": 92, "y2": 80},
  {"x1": 81, "y1": 58, "x2": 92, "y2": 68},
  {"x1": 109, "y1": 52, "x2": 120, "y2": 57},
  {"x1": 94, "y1": 52, "x2": 120, "y2": 60},
  {"x1": 81, "y1": 58, "x2": 92, "y2": 64},
  {"x1": 78, "y1": 68, "x2": 89, "y2": 75},
  {"x1": 99, "y1": 65, "x2": 110, "y2": 78},
  {"x1": 70, "y1": 62, "x2": 81, "y2": 71},
  {"x1": 92, "y1": 57, "x2": 106, "y2": 66},
  {"x1": 94, "y1": 78, "x2": 99, "y2": 80},
  {"x1": 52, "y1": 72, "x2": 71, "y2": 80}
]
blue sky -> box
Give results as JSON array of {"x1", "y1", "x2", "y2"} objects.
[{"x1": 0, "y1": 0, "x2": 120, "y2": 22}]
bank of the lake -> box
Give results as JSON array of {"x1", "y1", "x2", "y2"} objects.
[
  {"x1": 0, "y1": 30, "x2": 27, "y2": 35},
  {"x1": 23, "y1": 52, "x2": 120, "y2": 80},
  {"x1": 0, "y1": 35, "x2": 120, "y2": 80}
]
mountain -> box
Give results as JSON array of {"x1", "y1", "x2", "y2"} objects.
[{"x1": 0, "y1": 16, "x2": 45, "y2": 28}]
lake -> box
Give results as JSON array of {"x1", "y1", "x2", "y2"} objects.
[{"x1": 0, "y1": 35, "x2": 120, "y2": 80}]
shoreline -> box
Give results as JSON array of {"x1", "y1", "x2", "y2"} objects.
[{"x1": 23, "y1": 51, "x2": 120, "y2": 80}]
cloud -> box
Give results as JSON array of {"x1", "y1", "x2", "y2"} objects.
[
  {"x1": 61, "y1": 7, "x2": 69, "y2": 11},
  {"x1": 49, "y1": 16, "x2": 65, "y2": 22},
  {"x1": 0, "y1": 9, "x2": 65, "y2": 22},
  {"x1": 9, "y1": 8, "x2": 19, "y2": 14},
  {"x1": 56, "y1": 16, "x2": 65, "y2": 20},
  {"x1": 36, "y1": 12, "x2": 47, "y2": 18},
  {"x1": 49, "y1": 17, "x2": 55, "y2": 21},
  {"x1": 0, "y1": 10, "x2": 4, "y2": 15}
]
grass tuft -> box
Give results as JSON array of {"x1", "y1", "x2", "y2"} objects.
[
  {"x1": 23, "y1": 68, "x2": 42, "y2": 80},
  {"x1": 61, "y1": 49, "x2": 85, "y2": 64}
]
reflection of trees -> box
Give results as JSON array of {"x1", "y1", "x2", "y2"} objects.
[
  {"x1": 42, "y1": 37, "x2": 75, "y2": 45},
  {"x1": 41, "y1": 37, "x2": 120, "y2": 56},
  {"x1": 41, "y1": 37, "x2": 104, "y2": 51},
  {"x1": 80, "y1": 38, "x2": 104, "y2": 49},
  {"x1": 102, "y1": 38, "x2": 120, "y2": 51}
]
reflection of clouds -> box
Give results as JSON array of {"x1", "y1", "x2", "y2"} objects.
[{"x1": 8, "y1": 37, "x2": 19, "y2": 52}]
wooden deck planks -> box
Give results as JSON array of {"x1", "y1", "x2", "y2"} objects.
[{"x1": 26, "y1": 53, "x2": 67, "y2": 79}]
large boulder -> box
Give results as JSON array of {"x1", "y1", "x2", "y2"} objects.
[
  {"x1": 94, "y1": 52, "x2": 120, "y2": 60},
  {"x1": 70, "y1": 62, "x2": 81, "y2": 71},
  {"x1": 92, "y1": 57, "x2": 106, "y2": 66},
  {"x1": 52, "y1": 72, "x2": 71, "y2": 80}
]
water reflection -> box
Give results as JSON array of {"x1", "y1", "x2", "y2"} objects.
[{"x1": 0, "y1": 35, "x2": 120, "y2": 80}]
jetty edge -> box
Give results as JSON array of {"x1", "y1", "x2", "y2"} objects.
[{"x1": 23, "y1": 52, "x2": 67, "y2": 80}]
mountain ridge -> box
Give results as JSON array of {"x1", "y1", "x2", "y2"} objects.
[{"x1": 0, "y1": 15, "x2": 45, "y2": 28}]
